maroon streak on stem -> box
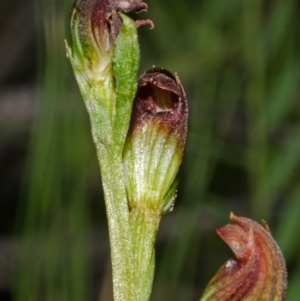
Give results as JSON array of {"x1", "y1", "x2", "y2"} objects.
[{"x1": 200, "y1": 213, "x2": 287, "y2": 301}]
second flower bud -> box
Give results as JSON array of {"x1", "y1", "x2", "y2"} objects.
[{"x1": 123, "y1": 68, "x2": 188, "y2": 214}]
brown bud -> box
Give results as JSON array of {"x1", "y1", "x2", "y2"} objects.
[
  {"x1": 91, "y1": 0, "x2": 150, "y2": 41},
  {"x1": 130, "y1": 68, "x2": 187, "y2": 143},
  {"x1": 70, "y1": 0, "x2": 152, "y2": 67},
  {"x1": 199, "y1": 213, "x2": 287, "y2": 301},
  {"x1": 72, "y1": 0, "x2": 151, "y2": 49}
]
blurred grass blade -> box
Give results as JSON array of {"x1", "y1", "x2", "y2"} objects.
[
  {"x1": 14, "y1": 0, "x2": 91, "y2": 301},
  {"x1": 275, "y1": 186, "x2": 300, "y2": 263}
]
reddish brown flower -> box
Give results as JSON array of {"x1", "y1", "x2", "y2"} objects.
[
  {"x1": 123, "y1": 68, "x2": 188, "y2": 213},
  {"x1": 200, "y1": 213, "x2": 287, "y2": 301}
]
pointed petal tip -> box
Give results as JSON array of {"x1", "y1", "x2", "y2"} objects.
[{"x1": 200, "y1": 213, "x2": 288, "y2": 301}]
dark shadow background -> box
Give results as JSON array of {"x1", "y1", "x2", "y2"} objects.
[{"x1": 1, "y1": 0, "x2": 300, "y2": 300}]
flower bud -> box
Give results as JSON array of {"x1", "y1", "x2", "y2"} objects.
[
  {"x1": 68, "y1": 0, "x2": 150, "y2": 75},
  {"x1": 123, "y1": 68, "x2": 188, "y2": 213},
  {"x1": 66, "y1": 0, "x2": 153, "y2": 145},
  {"x1": 199, "y1": 213, "x2": 287, "y2": 301}
]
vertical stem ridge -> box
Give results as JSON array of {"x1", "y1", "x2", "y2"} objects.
[
  {"x1": 96, "y1": 144, "x2": 135, "y2": 301},
  {"x1": 130, "y1": 207, "x2": 161, "y2": 301}
]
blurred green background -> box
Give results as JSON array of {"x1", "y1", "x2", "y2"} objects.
[{"x1": 1, "y1": 0, "x2": 300, "y2": 300}]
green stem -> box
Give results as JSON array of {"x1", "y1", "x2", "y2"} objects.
[
  {"x1": 98, "y1": 145, "x2": 160, "y2": 301},
  {"x1": 130, "y1": 207, "x2": 161, "y2": 301},
  {"x1": 95, "y1": 143, "x2": 136, "y2": 301}
]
